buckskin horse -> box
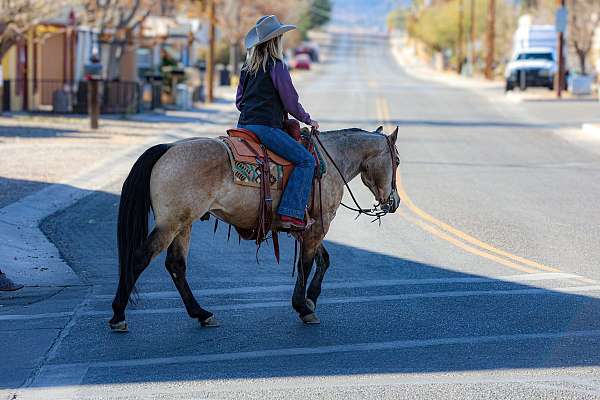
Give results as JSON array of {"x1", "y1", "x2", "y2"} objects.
[{"x1": 109, "y1": 126, "x2": 400, "y2": 331}]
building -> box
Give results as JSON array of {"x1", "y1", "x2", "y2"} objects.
[
  {"x1": 1, "y1": 8, "x2": 207, "y2": 113},
  {"x1": 1, "y1": 10, "x2": 98, "y2": 112}
]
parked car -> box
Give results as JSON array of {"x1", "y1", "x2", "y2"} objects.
[
  {"x1": 291, "y1": 54, "x2": 311, "y2": 71},
  {"x1": 506, "y1": 17, "x2": 568, "y2": 92},
  {"x1": 505, "y1": 47, "x2": 558, "y2": 91},
  {"x1": 294, "y1": 42, "x2": 320, "y2": 63}
]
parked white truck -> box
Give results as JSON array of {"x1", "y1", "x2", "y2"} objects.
[{"x1": 505, "y1": 17, "x2": 566, "y2": 91}]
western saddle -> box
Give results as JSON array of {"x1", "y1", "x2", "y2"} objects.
[{"x1": 219, "y1": 120, "x2": 323, "y2": 262}]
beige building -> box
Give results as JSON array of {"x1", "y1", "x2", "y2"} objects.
[{"x1": 1, "y1": 20, "x2": 79, "y2": 111}]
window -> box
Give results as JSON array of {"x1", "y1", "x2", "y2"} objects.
[{"x1": 516, "y1": 52, "x2": 554, "y2": 61}]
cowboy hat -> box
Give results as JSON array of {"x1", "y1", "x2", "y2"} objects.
[{"x1": 244, "y1": 15, "x2": 296, "y2": 50}]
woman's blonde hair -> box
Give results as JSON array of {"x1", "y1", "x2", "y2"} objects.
[{"x1": 245, "y1": 35, "x2": 284, "y2": 74}]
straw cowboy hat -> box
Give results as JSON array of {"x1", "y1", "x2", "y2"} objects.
[{"x1": 245, "y1": 15, "x2": 296, "y2": 50}]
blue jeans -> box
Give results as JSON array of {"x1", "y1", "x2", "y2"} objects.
[{"x1": 238, "y1": 124, "x2": 315, "y2": 219}]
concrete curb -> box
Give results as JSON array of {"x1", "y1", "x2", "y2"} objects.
[{"x1": 582, "y1": 123, "x2": 600, "y2": 138}]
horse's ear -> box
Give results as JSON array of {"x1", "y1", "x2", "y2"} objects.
[
  {"x1": 375, "y1": 126, "x2": 384, "y2": 133},
  {"x1": 389, "y1": 126, "x2": 398, "y2": 143}
]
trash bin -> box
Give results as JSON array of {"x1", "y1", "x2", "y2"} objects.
[
  {"x1": 218, "y1": 64, "x2": 230, "y2": 86},
  {"x1": 52, "y1": 89, "x2": 71, "y2": 113},
  {"x1": 569, "y1": 74, "x2": 593, "y2": 95},
  {"x1": 192, "y1": 85, "x2": 204, "y2": 102},
  {"x1": 175, "y1": 83, "x2": 191, "y2": 109},
  {"x1": 150, "y1": 76, "x2": 163, "y2": 109}
]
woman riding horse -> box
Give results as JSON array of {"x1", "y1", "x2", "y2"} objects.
[
  {"x1": 108, "y1": 18, "x2": 401, "y2": 332},
  {"x1": 237, "y1": 15, "x2": 320, "y2": 230}
]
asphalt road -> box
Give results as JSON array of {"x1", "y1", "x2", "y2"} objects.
[{"x1": 6, "y1": 31, "x2": 600, "y2": 400}]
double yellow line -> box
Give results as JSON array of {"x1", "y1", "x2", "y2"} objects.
[{"x1": 375, "y1": 96, "x2": 561, "y2": 275}]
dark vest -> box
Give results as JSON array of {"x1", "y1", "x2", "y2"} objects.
[{"x1": 237, "y1": 60, "x2": 286, "y2": 129}]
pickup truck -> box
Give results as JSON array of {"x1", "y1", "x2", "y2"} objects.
[{"x1": 505, "y1": 47, "x2": 558, "y2": 91}]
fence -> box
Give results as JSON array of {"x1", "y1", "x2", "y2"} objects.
[{"x1": 1, "y1": 79, "x2": 142, "y2": 114}]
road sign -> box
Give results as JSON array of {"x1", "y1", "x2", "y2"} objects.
[{"x1": 555, "y1": 7, "x2": 568, "y2": 34}]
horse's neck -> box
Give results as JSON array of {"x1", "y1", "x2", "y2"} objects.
[{"x1": 321, "y1": 131, "x2": 379, "y2": 182}]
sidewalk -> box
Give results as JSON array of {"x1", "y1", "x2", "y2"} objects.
[
  {"x1": 389, "y1": 35, "x2": 503, "y2": 94},
  {"x1": 0, "y1": 86, "x2": 237, "y2": 291}
]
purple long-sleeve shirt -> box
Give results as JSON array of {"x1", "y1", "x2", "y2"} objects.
[{"x1": 236, "y1": 61, "x2": 311, "y2": 125}]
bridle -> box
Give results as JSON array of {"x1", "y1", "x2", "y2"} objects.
[{"x1": 311, "y1": 127, "x2": 400, "y2": 223}]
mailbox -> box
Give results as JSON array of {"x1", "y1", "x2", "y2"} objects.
[{"x1": 84, "y1": 60, "x2": 103, "y2": 80}]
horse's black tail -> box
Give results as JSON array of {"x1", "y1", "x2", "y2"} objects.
[{"x1": 117, "y1": 144, "x2": 171, "y2": 302}]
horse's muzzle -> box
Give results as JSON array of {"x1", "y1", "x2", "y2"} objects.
[{"x1": 381, "y1": 189, "x2": 401, "y2": 214}]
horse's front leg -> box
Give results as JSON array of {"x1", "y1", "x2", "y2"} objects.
[
  {"x1": 292, "y1": 236, "x2": 322, "y2": 324},
  {"x1": 306, "y1": 243, "x2": 330, "y2": 311}
]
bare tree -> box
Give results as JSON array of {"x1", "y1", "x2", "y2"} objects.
[
  {"x1": 216, "y1": 0, "x2": 310, "y2": 73},
  {"x1": 216, "y1": 0, "x2": 259, "y2": 74},
  {"x1": 81, "y1": 0, "x2": 158, "y2": 79},
  {"x1": 568, "y1": 0, "x2": 600, "y2": 75},
  {"x1": 0, "y1": 0, "x2": 74, "y2": 61}
]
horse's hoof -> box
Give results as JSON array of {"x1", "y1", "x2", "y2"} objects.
[
  {"x1": 109, "y1": 320, "x2": 128, "y2": 332},
  {"x1": 200, "y1": 316, "x2": 220, "y2": 327},
  {"x1": 300, "y1": 313, "x2": 320, "y2": 325},
  {"x1": 306, "y1": 299, "x2": 316, "y2": 312}
]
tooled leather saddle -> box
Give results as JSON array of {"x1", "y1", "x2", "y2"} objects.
[{"x1": 219, "y1": 119, "x2": 322, "y2": 262}]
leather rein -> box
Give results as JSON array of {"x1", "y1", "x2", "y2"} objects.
[{"x1": 310, "y1": 128, "x2": 400, "y2": 222}]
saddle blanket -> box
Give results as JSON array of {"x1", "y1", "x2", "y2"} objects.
[
  {"x1": 222, "y1": 140, "x2": 286, "y2": 190},
  {"x1": 231, "y1": 159, "x2": 285, "y2": 190}
]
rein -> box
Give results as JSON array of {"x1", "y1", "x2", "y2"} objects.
[{"x1": 310, "y1": 128, "x2": 398, "y2": 222}]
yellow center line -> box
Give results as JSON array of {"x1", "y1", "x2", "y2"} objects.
[
  {"x1": 395, "y1": 180, "x2": 561, "y2": 273},
  {"x1": 375, "y1": 95, "x2": 562, "y2": 275},
  {"x1": 398, "y1": 211, "x2": 540, "y2": 274}
]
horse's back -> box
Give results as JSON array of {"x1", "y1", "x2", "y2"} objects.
[{"x1": 149, "y1": 137, "x2": 232, "y2": 224}]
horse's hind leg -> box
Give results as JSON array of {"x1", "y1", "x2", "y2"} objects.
[
  {"x1": 165, "y1": 225, "x2": 217, "y2": 327},
  {"x1": 110, "y1": 226, "x2": 176, "y2": 331},
  {"x1": 306, "y1": 243, "x2": 331, "y2": 310}
]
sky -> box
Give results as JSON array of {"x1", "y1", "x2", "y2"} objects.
[{"x1": 328, "y1": 0, "x2": 404, "y2": 33}]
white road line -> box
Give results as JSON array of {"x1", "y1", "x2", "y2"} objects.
[
  {"x1": 0, "y1": 311, "x2": 73, "y2": 321},
  {"x1": 81, "y1": 284, "x2": 600, "y2": 317},
  {"x1": 36, "y1": 329, "x2": 600, "y2": 370},
  {"x1": 90, "y1": 272, "x2": 582, "y2": 301},
  {"x1": 3, "y1": 283, "x2": 600, "y2": 322}
]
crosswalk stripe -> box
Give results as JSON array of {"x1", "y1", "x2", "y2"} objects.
[
  {"x1": 79, "y1": 284, "x2": 600, "y2": 318},
  {"x1": 2, "y1": 278, "x2": 596, "y2": 322},
  {"x1": 90, "y1": 272, "x2": 582, "y2": 301}
]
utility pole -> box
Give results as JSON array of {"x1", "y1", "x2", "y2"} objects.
[
  {"x1": 229, "y1": 1, "x2": 241, "y2": 78},
  {"x1": 555, "y1": 0, "x2": 567, "y2": 98},
  {"x1": 457, "y1": 0, "x2": 464, "y2": 74},
  {"x1": 206, "y1": 0, "x2": 216, "y2": 103},
  {"x1": 469, "y1": 0, "x2": 476, "y2": 73},
  {"x1": 484, "y1": 0, "x2": 496, "y2": 80}
]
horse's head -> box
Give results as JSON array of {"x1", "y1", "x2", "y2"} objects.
[{"x1": 359, "y1": 126, "x2": 401, "y2": 214}]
